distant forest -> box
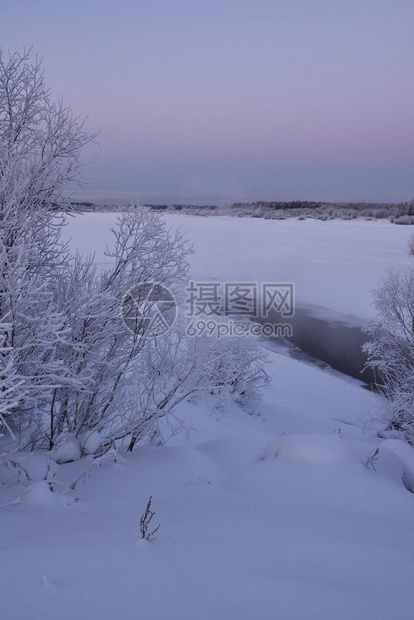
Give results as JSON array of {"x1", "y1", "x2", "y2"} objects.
[{"x1": 71, "y1": 200, "x2": 414, "y2": 225}]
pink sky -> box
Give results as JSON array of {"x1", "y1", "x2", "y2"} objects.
[{"x1": 2, "y1": 0, "x2": 414, "y2": 204}]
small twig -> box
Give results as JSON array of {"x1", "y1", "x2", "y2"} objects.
[
  {"x1": 362, "y1": 448, "x2": 380, "y2": 471},
  {"x1": 0, "y1": 455, "x2": 32, "y2": 483},
  {"x1": 140, "y1": 495, "x2": 161, "y2": 541}
]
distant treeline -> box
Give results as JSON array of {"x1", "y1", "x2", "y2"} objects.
[
  {"x1": 223, "y1": 201, "x2": 414, "y2": 224},
  {"x1": 70, "y1": 200, "x2": 414, "y2": 224}
]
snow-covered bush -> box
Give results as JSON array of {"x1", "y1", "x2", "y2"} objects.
[
  {"x1": 0, "y1": 49, "x2": 193, "y2": 451},
  {"x1": 195, "y1": 332, "x2": 269, "y2": 408},
  {"x1": 0, "y1": 48, "x2": 93, "y2": 444},
  {"x1": 363, "y1": 266, "x2": 414, "y2": 444},
  {"x1": 395, "y1": 215, "x2": 414, "y2": 225},
  {"x1": 46, "y1": 210, "x2": 191, "y2": 450},
  {"x1": 0, "y1": 49, "x2": 270, "y2": 458},
  {"x1": 102, "y1": 317, "x2": 269, "y2": 451}
]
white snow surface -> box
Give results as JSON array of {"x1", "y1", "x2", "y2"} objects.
[
  {"x1": 64, "y1": 212, "x2": 413, "y2": 317},
  {"x1": 1, "y1": 213, "x2": 413, "y2": 619}
]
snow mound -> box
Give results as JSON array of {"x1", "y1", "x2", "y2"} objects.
[
  {"x1": 264, "y1": 433, "x2": 352, "y2": 466},
  {"x1": 23, "y1": 481, "x2": 73, "y2": 507},
  {"x1": 263, "y1": 433, "x2": 409, "y2": 490},
  {"x1": 79, "y1": 430, "x2": 102, "y2": 455},
  {"x1": 51, "y1": 431, "x2": 101, "y2": 463},
  {"x1": 380, "y1": 439, "x2": 414, "y2": 492},
  {"x1": 51, "y1": 433, "x2": 81, "y2": 463},
  {"x1": 134, "y1": 538, "x2": 150, "y2": 549}
]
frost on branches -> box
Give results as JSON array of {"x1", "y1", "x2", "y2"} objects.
[
  {"x1": 0, "y1": 49, "x2": 269, "y2": 463},
  {"x1": 363, "y1": 266, "x2": 414, "y2": 444},
  {"x1": 0, "y1": 48, "x2": 94, "y2": 448}
]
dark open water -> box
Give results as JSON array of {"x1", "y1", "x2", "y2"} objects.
[{"x1": 255, "y1": 303, "x2": 378, "y2": 387}]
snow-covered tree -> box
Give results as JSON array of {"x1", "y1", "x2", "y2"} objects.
[
  {"x1": 46, "y1": 209, "x2": 191, "y2": 449},
  {"x1": 0, "y1": 48, "x2": 93, "y2": 214},
  {"x1": 363, "y1": 266, "x2": 414, "y2": 444},
  {"x1": 0, "y1": 49, "x2": 269, "y2": 458},
  {"x1": 0, "y1": 49, "x2": 94, "y2": 442}
]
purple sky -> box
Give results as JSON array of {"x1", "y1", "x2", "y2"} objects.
[{"x1": 3, "y1": 0, "x2": 414, "y2": 204}]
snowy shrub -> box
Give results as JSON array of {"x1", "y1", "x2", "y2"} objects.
[
  {"x1": 395, "y1": 215, "x2": 414, "y2": 225},
  {"x1": 104, "y1": 318, "x2": 269, "y2": 451},
  {"x1": 0, "y1": 50, "x2": 190, "y2": 452},
  {"x1": 0, "y1": 52, "x2": 171, "y2": 449},
  {"x1": 363, "y1": 266, "x2": 414, "y2": 444},
  {"x1": 0, "y1": 50, "x2": 270, "y2": 459},
  {"x1": 0, "y1": 49, "x2": 93, "y2": 445},
  {"x1": 139, "y1": 496, "x2": 161, "y2": 542},
  {"x1": 45, "y1": 209, "x2": 191, "y2": 450},
  {"x1": 197, "y1": 333, "x2": 269, "y2": 408}
]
